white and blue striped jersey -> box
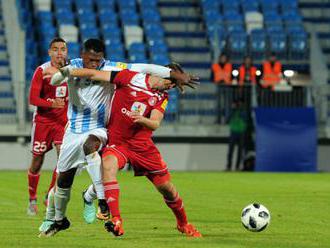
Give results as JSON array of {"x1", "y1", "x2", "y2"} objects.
[{"x1": 67, "y1": 59, "x2": 133, "y2": 133}]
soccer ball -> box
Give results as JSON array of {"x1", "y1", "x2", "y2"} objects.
[{"x1": 241, "y1": 203, "x2": 271, "y2": 232}]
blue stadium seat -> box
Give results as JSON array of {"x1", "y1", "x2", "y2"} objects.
[
  {"x1": 117, "y1": 0, "x2": 136, "y2": 10},
  {"x1": 99, "y1": 10, "x2": 118, "y2": 26},
  {"x1": 77, "y1": 11, "x2": 97, "y2": 25},
  {"x1": 224, "y1": 12, "x2": 244, "y2": 25},
  {"x1": 228, "y1": 32, "x2": 247, "y2": 60},
  {"x1": 120, "y1": 9, "x2": 139, "y2": 25},
  {"x1": 250, "y1": 29, "x2": 266, "y2": 59},
  {"x1": 260, "y1": 0, "x2": 278, "y2": 13},
  {"x1": 79, "y1": 22, "x2": 97, "y2": 30},
  {"x1": 55, "y1": 10, "x2": 75, "y2": 25},
  {"x1": 37, "y1": 11, "x2": 53, "y2": 23},
  {"x1": 130, "y1": 54, "x2": 148, "y2": 63},
  {"x1": 80, "y1": 28, "x2": 99, "y2": 41},
  {"x1": 289, "y1": 31, "x2": 308, "y2": 60},
  {"x1": 269, "y1": 33, "x2": 287, "y2": 59},
  {"x1": 102, "y1": 25, "x2": 121, "y2": 39},
  {"x1": 96, "y1": 0, "x2": 115, "y2": 10},
  {"x1": 150, "y1": 54, "x2": 170, "y2": 65},
  {"x1": 129, "y1": 43, "x2": 146, "y2": 54},
  {"x1": 149, "y1": 42, "x2": 168, "y2": 54},
  {"x1": 201, "y1": 0, "x2": 221, "y2": 10},
  {"x1": 282, "y1": 11, "x2": 302, "y2": 26},
  {"x1": 74, "y1": 0, "x2": 94, "y2": 9},
  {"x1": 279, "y1": 0, "x2": 298, "y2": 11},
  {"x1": 141, "y1": 9, "x2": 161, "y2": 23},
  {"x1": 67, "y1": 42, "x2": 80, "y2": 59},
  {"x1": 241, "y1": 0, "x2": 259, "y2": 12},
  {"x1": 144, "y1": 24, "x2": 165, "y2": 39},
  {"x1": 222, "y1": 0, "x2": 240, "y2": 14},
  {"x1": 140, "y1": 0, "x2": 158, "y2": 8},
  {"x1": 53, "y1": 0, "x2": 72, "y2": 10}
]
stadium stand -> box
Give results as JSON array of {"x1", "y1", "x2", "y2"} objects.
[
  {"x1": 13, "y1": 0, "x2": 316, "y2": 126},
  {"x1": 0, "y1": 1, "x2": 16, "y2": 123}
]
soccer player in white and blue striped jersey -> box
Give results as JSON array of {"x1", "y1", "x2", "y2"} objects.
[{"x1": 39, "y1": 38, "x2": 180, "y2": 236}]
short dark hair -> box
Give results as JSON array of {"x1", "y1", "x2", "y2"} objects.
[
  {"x1": 82, "y1": 38, "x2": 105, "y2": 54},
  {"x1": 49, "y1": 37, "x2": 66, "y2": 48}
]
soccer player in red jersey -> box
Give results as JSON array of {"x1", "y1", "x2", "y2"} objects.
[
  {"x1": 54, "y1": 66, "x2": 201, "y2": 237},
  {"x1": 27, "y1": 37, "x2": 68, "y2": 215}
]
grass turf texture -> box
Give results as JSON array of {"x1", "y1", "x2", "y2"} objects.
[{"x1": 0, "y1": 171, "x2": 329, "y2": 248}]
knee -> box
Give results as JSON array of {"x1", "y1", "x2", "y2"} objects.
[
  {"x1": 157, "y1": 182, "x2": 177, "y2": 200},
  {"x1": 57, "y1": 169, "x2": 76, "y2": 188},
  {"x1": 83, "y1": 135, "x2": 101, "y2": 155},
  {"x1": 102, "y1": 155, "x2": 118, "y2": 180},
  {"x1": 29, "y1": 155, "x2": 44, "y2": 173}
]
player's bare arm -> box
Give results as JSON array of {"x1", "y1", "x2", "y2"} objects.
[{"x1": 130, "y1": 109, "x2": 164, "y2": 131}]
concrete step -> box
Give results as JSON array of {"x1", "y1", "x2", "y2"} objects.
[
  {"x1": 301, "y1": 8, "x2": 329, "y2": 19},
  {"x1": 0, "y1": 113, "x2": 16, "y2": 124},
  {"x1": 0, "y1": 81, "x2": 11, "y2": 92},
  {"x1": 320, "y1": 39, "x2": 330, "y2": 48},
  {"x1": 0, "y1": 50, "x2": 7, "y2": 60},
  {"x1": 166, "y1": 36, "x2": 208, "y2": 47},
  {"x1": 159, "y1": 6, "x2": 200, "y2": 17},
  {"x1": 305, "y1": 22, "x2": 330, "y2": 33},
  {"x1": 179, "y1": 68, "x2": 211, "y2": 79},
  {"x1": 163, "y1": 21, "x2": 204, "y2": 32},
  {"x1": 170, "y1": 51, "x2": 211, "y2": 63},
  {"x1": 0, "y1": 66, "x2": 10, "y2": 76}
]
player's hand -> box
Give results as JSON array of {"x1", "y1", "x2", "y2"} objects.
[
  {"x1": 130, "y1": 111, "x2": 146, "y2": 124},
  {"x1": 168, "y1": 62, "x2": 199, "y2": 93},
  {"x1": 50, "y1": 98, "x2": 65, "y2": 109},
  {"x1": 43, "y1": 66, "x2": 60, "y2": 79}
]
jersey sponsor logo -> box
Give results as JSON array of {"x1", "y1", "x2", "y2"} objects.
[
  {"x1": 131, "y1": 102, "x2": 147, "y2": 115},
  {"x1": 148, "y1": 96, "x2": 157, "y2": 106},
  {"x1": 56, "y1": 86, "x2": 67, "y2": 97},
  {"x1": 116, "y1": 62, "x2": 128, "y2": 69},
  {"x1": 161, "y1": 99, "x2": 168, "y2": 111},
  {"x1": 121, "y1": 102, "x2": 147, "y2": 118}
]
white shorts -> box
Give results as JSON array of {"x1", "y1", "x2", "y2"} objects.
[{"x1": 57, "y1": 128, "x2": 107, "y2": 173}]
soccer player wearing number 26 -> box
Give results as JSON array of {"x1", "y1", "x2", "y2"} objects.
[{"x1": 27, "y1": 38, "x2": 68, "y2": 215}]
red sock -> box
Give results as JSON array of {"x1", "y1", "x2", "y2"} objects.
[
  {"x1": 28, "y1": 170, "x2": 40, "y2": 201},
  {"x1": 164, "y1": 193, "x2": 188, "y2": 227},
  {"x1": 104, "y1": 181, "x2": 121, "y2": 218},
  {"x1": 47, "y1": 168, "x2": 57, "y2": 194}
]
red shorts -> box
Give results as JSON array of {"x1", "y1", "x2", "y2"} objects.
[
  {"x1": 30, "y1": 121, "x2": 65, "y2": 156},
  {"x1": 102, "y1": 143, "x2": 168, "y2": 177}
]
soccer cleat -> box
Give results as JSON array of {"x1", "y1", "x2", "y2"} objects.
[
  {"x1": 27, "y1": 199, "x2": 38, "y2": 216},
  {"x1": 177, "y1": 223, "x2": 202, "y2": 238},
  {"x1": 96, "y1": 199, "x2": 110, "y2": 221},
  {"x1": 82, "y1": 191, "x2": 96, "y2": 224},
  {"x1": 41, "y1": 217, "x2": 71, "y2": 237},
  {"x1": 38, "y1": 219, "x2": 54, "y2": 232},
  {"x1": 104, "y1": 217, "x2": 124, "y2": 236}
]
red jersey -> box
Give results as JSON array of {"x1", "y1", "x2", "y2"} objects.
[
  {"x1": 29, "y1": 61, "x2": 68, "y2": 126},
  {"x1": 107, "y1": 70, "x2": 168, "y2": 150}
]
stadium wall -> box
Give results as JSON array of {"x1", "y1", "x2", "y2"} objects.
[{"x1": 0, "y1": 142, "x2": 329, "y2": 172}]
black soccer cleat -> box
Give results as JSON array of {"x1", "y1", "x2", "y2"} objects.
[
  {"x1": 96, "y1": 199, "x2": 110, "y2": 221},
  {"x1": 44, "y1": 217, "x2": 71, "y2": 237}
]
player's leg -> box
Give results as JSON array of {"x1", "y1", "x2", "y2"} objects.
[
  {"x1": 28, "y1": 122, "x2": 53, "y2": 214},
  {"x1": 83, "y1": 134, "x2": 108, "y2": 219},
  {"x1": 27, "y1": 154, "x2": 44, "y2": 215},
  {"x1": 102, "y1": 147, "x2": 127, "y2": 236},
  {"x1": 42, "y1": 168, "x2": 76, "y2": 237},
  {"x1": 82, "y1": 184, "x2": 97, "y2": 224},
  {"x1": 147, "y1": 173, "x2": 202, "y2": 237},
  {"x1": 43, "y1": 144, "x2": 61, "y2": 206}
]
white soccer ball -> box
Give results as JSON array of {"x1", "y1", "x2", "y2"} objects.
[{"x1": 241, "y1": 203, "x2": 271, "y2": 232}]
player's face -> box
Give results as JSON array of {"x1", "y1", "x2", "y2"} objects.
[
  {"x1": 81, "y1": 50, "x2": 104, "y2": 69},
  {"x1": 48, "y1": 42, "x2": 68, "y2": 68}
]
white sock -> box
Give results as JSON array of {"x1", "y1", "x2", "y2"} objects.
[
  {"x1": 84, "y1": 184, "x2": 97, "y2": 203},
  {"x1": 46, "y1": 187, "x2": 55, "y2": 221},
  {"x1": 54, "y1": 187, "x2": 71, "y2": 221},
  {"x1": 85, "y1": 152, "x2": 105, "y2": 200}
]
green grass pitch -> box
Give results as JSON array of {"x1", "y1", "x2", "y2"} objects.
[{"x1": 0, "y1": 170, "x2": 329, "y2": 248}]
